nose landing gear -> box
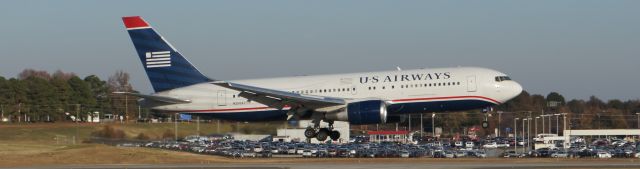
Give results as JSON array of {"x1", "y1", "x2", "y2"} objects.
[{"x1": 481, "y1": 107, "x2": 493, "y2": 129}]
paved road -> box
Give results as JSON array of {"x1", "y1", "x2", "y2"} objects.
[{"x1": 6, "y1": 161, "x2": 640, "y2": 169}]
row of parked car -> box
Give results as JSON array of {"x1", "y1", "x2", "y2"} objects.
[
  {"x1": 133, "y1": 138, "x2": 494, "y2": 158},
  {"x1": 115, "y1": 135, "x2": 640, "y2": 159}
]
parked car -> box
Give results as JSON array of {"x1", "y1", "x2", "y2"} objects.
[
  {"x1": 551, "y1": 151, "x2": 569, "y2": 158},
  {"x1": 400, "y1": 150, "x2": 410, "y2": 158},
  {"x1": 597, "y1": 151, "x2": 612, "y2": 158},
  {"x1": 465, "y1": 141, "x2": 474, "y2": 148},
  {"x1": 483, "y1": 142, "x2": 498, "y2": 148}
]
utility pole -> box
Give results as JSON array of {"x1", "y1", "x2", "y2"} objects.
[
  {"x1": 540, "y1": 114, "x2": 545, "y2": 133},
  {"x1": 562, "y1": 113, "x2": 567, "y2": 135},
  {"x1": 636, "y1": 113, "x2": 640, "y2": 129},
  {"x1": 408, "y1": 114, "x2": 412, "y2": 132},
  {"x1": 432, "y1": 113, "x2": 436, "y2": 138},
  {"x1": 535, "y1": 117, "x2": 539, "y2": 137},
  {"x1": 138, "y1": 105, "x2": 141, "y2": 121},
  {"x1": 527, "y1": 117, "x2": 531, "y2": 152},
  {"x1": 522, "y1": 118, "x2": 527, "y2": 153},
  {"x1": 420, "y1": 113, "x2": 424, "y2": 138},
  {"x1": 514, "y1": 118, "x2": 519, "y2": 154},
  {"x1": 498, "y1": 111, "x2": 503, "y2": 137},
  {"x1": 1, "y1": 104, "x2": 4, "y2": 121},
  {"x1": 554, "y1": 114, "x2": 560, "y2": 135}
]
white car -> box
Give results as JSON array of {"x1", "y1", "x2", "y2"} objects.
[
  {"x1": 483, "y1": 142, "x2": 498, "y2": 148},
  {"x1": 497, "y1": 143, "x2": 510, "y2": 148},
  {"x1": 400, "y1": 150, "x2": 410, "y2": 158},
  {"x1": 302, "y1": 150, "x2": 313, "y2": 158},
  {"x1": 455, "y1": 141, "x2": 463, "y2": 147},
  {"x1": 551, "y1": 151, "x2": 568, "y2": 158},
  {"x1": 465, "y1": 142, "x2": 474, "y2": 148},
  {"x1": 597, "y1": 151, "x2": 612, "y2": 158}
]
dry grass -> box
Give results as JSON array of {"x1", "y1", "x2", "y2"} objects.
[{"x1": 1, "y1": 123, "x2": 640, "y2": 167}]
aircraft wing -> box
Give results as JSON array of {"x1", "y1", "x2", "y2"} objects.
[
  {"x1": 113, "y1": 92, "x2": 191, "y2": 104},
  {"x1": 212, "y1": 81, "x2": 346, "y2": 110}
]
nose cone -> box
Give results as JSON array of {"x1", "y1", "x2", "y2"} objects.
[{"x1": 509, "y1": 81, "x2": 523, "y2": 99}]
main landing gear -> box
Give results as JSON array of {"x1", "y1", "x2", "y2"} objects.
[{"x1": 304, "y1": 122, "x2": 340, "y2": 141}]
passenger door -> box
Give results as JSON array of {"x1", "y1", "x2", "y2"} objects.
[
  {"x1": 467, "y1": 76, "x2": 477, "y2": 92},
  {"x1": 217, "y1": 90, "x2": 227, "y2": 106}
]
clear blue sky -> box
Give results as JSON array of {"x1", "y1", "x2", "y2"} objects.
[{"x1": 1, "y1": 0, "x2": 638, "y2": 100}]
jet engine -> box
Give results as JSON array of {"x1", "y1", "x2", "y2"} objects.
[{"x1": 325, "y1": 100, "x2": 388, "y2": 125}]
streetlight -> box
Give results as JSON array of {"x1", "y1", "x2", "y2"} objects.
[
  {"x1": 420, "y1": 113, "x2": 424, "y2": 138},
  {"x1": 535, "y1": 117, "x2": 540, "y2": 137},
  {"x1": 548, "y1": 114, "x2": 552, "y2": 133},
  {"x1": 522, "y1": 118, "x2": 527, "y2": 153},
  {"x1": 432, "y1": 113, "x2": 436, "y2": 138},
  {"x1": 636, "y1": 113, "x2": 640, "y2": 129},
  {"x1": 527, "y1": 117, "x2": 532, "y2": 151},
  {"x1": 514, "y1": 118, "x2": 519, "y2": 153},
  {"x1": 554, "y1": 114, "x2": 560, "y2": 134},
  {"x1": 497, "y1": 111, "x2": 503, "y2": 137},
  {"x1": 540, "y1": 114, "x2": 546, "y2": 133}
]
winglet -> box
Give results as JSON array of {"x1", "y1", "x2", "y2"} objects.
[{"x1": 122, "y1": 16, "x2": 150, "y2": 29}]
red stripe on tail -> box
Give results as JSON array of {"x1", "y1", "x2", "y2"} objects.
[{"x1": 122, "y1": 16, "x2": 149, "y2": 29}]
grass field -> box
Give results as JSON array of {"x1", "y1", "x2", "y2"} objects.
[
  {"x1": 2, "y1": 122, "x2": 640, "y2": 168},
  {"x1": 0, "y1": 121, "x2": 284, "y2": 167}
]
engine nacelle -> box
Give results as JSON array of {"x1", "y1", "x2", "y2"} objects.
[{"x1": 325, "y1": 100, "x2": 388, "y2": 125}]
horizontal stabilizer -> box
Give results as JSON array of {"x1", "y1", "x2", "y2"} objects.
[{"x1": 113, "y1": 92, "x2": 191, "y2": 104}]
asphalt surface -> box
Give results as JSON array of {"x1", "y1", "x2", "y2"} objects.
[{"x1": 6, "y1": 161, "x2": 640, "y2": 169}]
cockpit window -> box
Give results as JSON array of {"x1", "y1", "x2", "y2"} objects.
[{"x1": 495, "y1": 76, "x2": 511, "y2": 82}]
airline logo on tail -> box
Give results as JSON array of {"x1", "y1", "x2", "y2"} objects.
[{"x1": 145, "y1": 51, "x2": 171, "y2": 68}]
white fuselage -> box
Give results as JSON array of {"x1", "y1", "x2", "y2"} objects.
[{"x1": 149, "y1": 67, "x2": 522, "y2": 121}]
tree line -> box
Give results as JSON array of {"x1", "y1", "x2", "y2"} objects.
[
  {"x1": 2, "y1": 69, "x2": 639, "y2": 132},
  {"x1": 0, "y1": 69, "x2": 140, "y2": 122}
]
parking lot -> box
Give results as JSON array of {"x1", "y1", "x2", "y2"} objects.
[{"x1": 112, "y1": 135, "x2": 640, "y2": 159}]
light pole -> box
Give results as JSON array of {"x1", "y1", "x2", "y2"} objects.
[
  {"x1": 528, "y1": 117, "x2": 532, "y2": 151},
  {"x1": 498, "y1": 111, "x2": 503, "y2": 137},
  {"x1": 553, "y1": 114, "x2": 560, "y2": 135},
  {"x1": 535, "y1": 117, "x2": 540, "y2": 137},
  {"x1": 540, "y1": 114, "x2": 546, "y2": 133},
  {"x1": 420, "y1": 113, "x2": 424, "y2": 138},
  {"x1": 432, "y1": 113, "x2": 436, "y2": 138},
  {"x1": 548, "y1": 115, "x2": 552, "y2": 133},
  {"x1": 522, "y1": 118, "x2": 526, "y2": 153},
  {"x1": 636, "y1": 113, "x2": 640, "y2": 129},
  {"x1": 408, "y1": 114, "x2": 412, "y2": 132},
  {"x1": 514, "y1": 118, "x2": 519, "y2": 153}
]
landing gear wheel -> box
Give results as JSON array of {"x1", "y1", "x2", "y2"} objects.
[
  {"x1": 316, "y1": 128, "x2": 330, "y2": 141},
  {"x1": 329, "y1": 130, "x2": 341, "y2": 141},
  {"x1": 304, "y1": 128, "x2": 316, "y2": 138}
]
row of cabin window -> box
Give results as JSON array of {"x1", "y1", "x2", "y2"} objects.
[
  {"x1": 291, "y1": 88, "x2": 357, "y2": 94},
  {"x1": 367, "y1": 81, "x2": 462, "y2": 90}
]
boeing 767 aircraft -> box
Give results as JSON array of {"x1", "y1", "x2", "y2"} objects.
[{"x1": 121, "y1": 16, "x2": 523, "y2": 141}]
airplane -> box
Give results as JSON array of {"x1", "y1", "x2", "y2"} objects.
[{"x1": 121, "y1": 16, "x2": 523, "y2": 141}]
